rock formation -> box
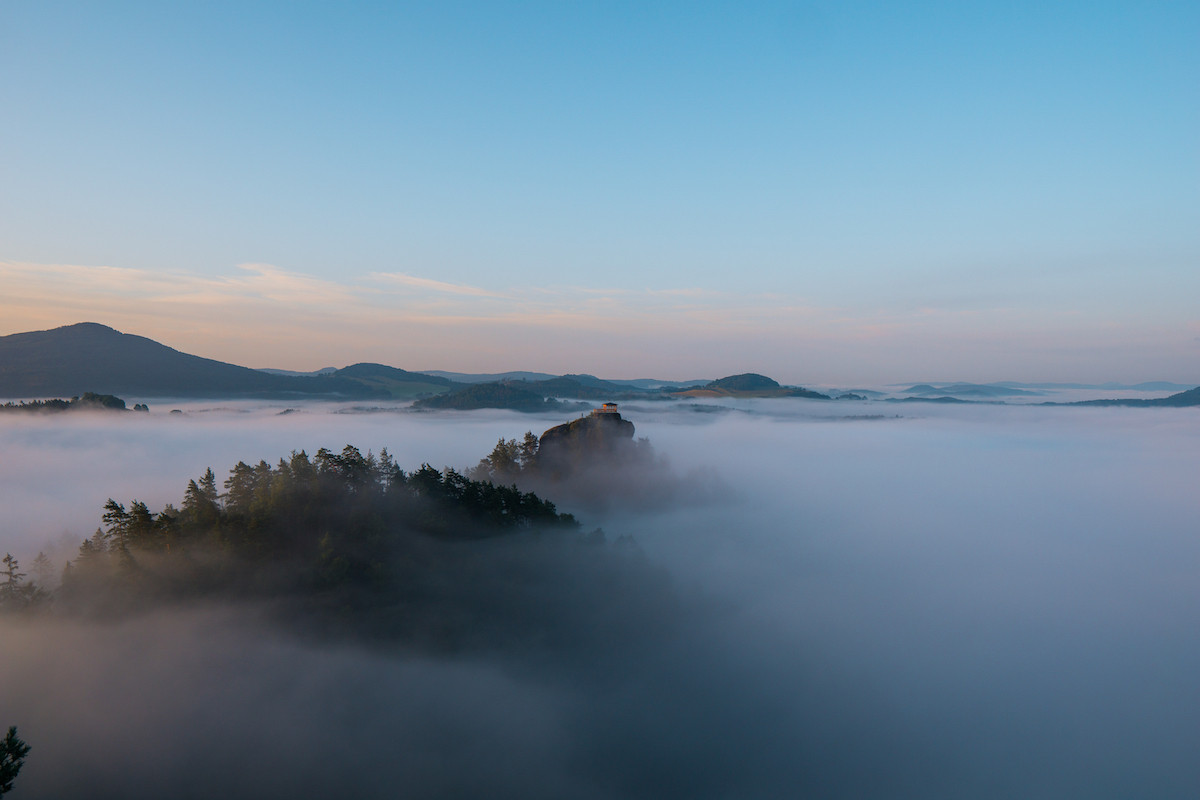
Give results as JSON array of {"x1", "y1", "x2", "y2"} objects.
[{"x1": 534, "y1": 406, "x2": 636, "y2": 479}]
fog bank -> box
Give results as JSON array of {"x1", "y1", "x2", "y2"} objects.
[{"x1": 2, "y1": 400, "x2": 1199, "y2": 797}]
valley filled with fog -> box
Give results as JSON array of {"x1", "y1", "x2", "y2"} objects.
[{"x1": 2, "y1": 399, "x2": 1198, "y2": 798}]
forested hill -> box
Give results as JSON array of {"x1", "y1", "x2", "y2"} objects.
[
  {"x1": 35, "y1": 442, "x2": 685, "y2": 655},
  {"x1": 1, "y1": 392, "x2": 143, "y2": 413},
  {"x1": 329, "y1": 363, "x2": 453, "y2": 399},
  {"x1": 672, "y1": 373, "x2": 830, "y2": 399},
  {"x1": 1067, "y1": 386, "x2": 1200, "y2": 407},
  {"x1": 1, "y1": 445, "x2": 592, "y2": 639},
  {"x1": 412, "y1": 381, "x2": 568, "y2": 411},
  {"x1": 0, "y1": 422, "x2": 678, "y2": 654},
  {"x1": 0, "y1": 323, "x2": 384, "y2": 399}
]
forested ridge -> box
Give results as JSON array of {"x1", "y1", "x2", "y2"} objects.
[
  {"x1": 2, "y1": 447, "x2": 582, "y2": 623},
  {"x1": 0, "y1": 392, "x2": 145, "y2": 413},
  {"x1": 411, "y1": 381, "x2": 566, "y2": 411},
  {"x1": 0, "y1": 442, "x2": 678, "y2": 651}
]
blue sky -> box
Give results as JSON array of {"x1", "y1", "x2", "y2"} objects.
[{"x1": 1, "y1": 1, "x2": 1196, "y2": 383}]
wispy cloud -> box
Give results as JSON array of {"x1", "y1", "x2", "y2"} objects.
[
  {"x1": 2, "y1": 260, "x2": 817, "y2": 372},
  {"x1": 646, "y1": 287, "x2": 720, "y2": 299},
  {"x1": 369, "y1": 272, "x2": 504, "y2": 298},
  {"x1": 2, "y1": 259, "x2": 1191, "y2": 383}
]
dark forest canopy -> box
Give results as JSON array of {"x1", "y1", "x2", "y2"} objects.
[
  {"x1": 0, "y1": 443, "x2": 674, "y2": 652},
  {"x1": 0, "y1": 392, "x2": 145, "y2": 413},
  {"x1": 56, "y1": 445, "x2": 576, "y2": 602}
]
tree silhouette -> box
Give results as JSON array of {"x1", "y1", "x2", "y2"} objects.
[
  {"x1": 0, "y1": 727, "x2": 30, "y2": 796},
  {"x1": 0, "y1": 555, "x2": 26, "y2": 608},
  {"x1": 30, "y1": 552, "x2": 54, "y2": 588}
]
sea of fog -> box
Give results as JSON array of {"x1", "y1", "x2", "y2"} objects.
[{"x1": 1, "y1": 398, "x2": 1198, "y2": 798}]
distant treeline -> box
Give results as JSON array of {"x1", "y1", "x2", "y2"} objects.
[
  {"x1": 0, "y1": 392, "x2": 147, "y2": 413},
  {"x1": 412, "y1": 381, "x2": 568, "y2": 411}
]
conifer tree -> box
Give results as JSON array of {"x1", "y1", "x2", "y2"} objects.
[
  {"x1": 102, "y1": 499, "x2": 129, "y2": 548},
  {"x1": 518, "y1": 431, "x2": 540, "y2": 467},
  {"x1": 198, "y1": 467, "x2": 219, "y2": 504},
  {"x1": 127, "y1": 500, "x2": 156, "y2": 548},
  {"x1": 0, "y1": 726, "x2": 30, "y2": 796},
  {"x1": 30, "y1": 551, "x2": 54, "y2": 588},
  {"x1": 0, "y1": 555, "x2": 25, "y2": 605}
]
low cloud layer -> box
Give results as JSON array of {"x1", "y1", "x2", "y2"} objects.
[{"x1": 2, "y1": 401, "x2": 1199, "y2": 798}]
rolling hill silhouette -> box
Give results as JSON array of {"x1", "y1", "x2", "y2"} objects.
[{"x1": 0, "y1": 323, "x2": 382, "y2": 399}]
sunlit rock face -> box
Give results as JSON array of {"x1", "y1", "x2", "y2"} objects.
[{"x1": 535, "y1": 410, "x2": 636, "y2": 479}]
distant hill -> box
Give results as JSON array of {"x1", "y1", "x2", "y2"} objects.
[
  {"x1": 902, "y1": 383, "x2": 1042, "y2": 399},
  {"x1": 996, "y1": 381, "x2": 1194, "y2": 392},
  {"x1": 416, "y1": 370, "x2": 710, "y2": 392},
  {"x1": 416, "y1": 370, "x2": 562, "y2": 384},
  {"x1": 257, "y1": 367, "x2": 339, "y2": 377},
  {"x1": 410, "y1": 371, "x2": 688, "y2": 401},
  {"x1": 886, "y1": 395, "x2": 972, "y2": 404},
  {"x1": 559, "y1": 373, "x2": 645, "y2": 392},
  {"x1": 411, "y1": 381, "x2": 566, "y2": 412},
  {"x1": 331, "y1": 363, "x2": 454, "y2": 399},
  {"x1": 518, "y1": 377, "x2": 616, "y2": 400},
  {"x1": 832, "y1": 388, "x2": 887, "y2": 399},
  {"x1": 674, "y1": 373, "x2": 830, "y2": 399},
  {"x1": 710, "y1": 373, "x2": 780, "y2": 392},
  {"x1": 1067, "y1": 386, "x2": 1200, "y2": 407},
  {"x1": 613, "y1": 377, "x2": 711, "y2": 390},
  {"x1": 0, "y1": 323, "x2": 383, "y2": 399},
  {"x1": 516, "y1": 375, "x2": 652, "y2": 400}
]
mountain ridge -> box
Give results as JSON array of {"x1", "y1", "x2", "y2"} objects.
[
  {"x1": 2, "y1": 323, "x2": 1194, "y2": 406},
  {"x1": 0, "y1": 323, "x2": 381, "y2": 399}
]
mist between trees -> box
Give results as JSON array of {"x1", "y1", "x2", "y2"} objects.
[
  {"x1": 1, "y1": 438, "x2": 693, "y2": 655},
  {"x1": 0, "y1": 407, "x2": 735, "y2": 799}
]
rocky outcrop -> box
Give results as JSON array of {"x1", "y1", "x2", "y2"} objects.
[
  {"x1": 476, "y1": 408, "x2": 725, "y2": 516},
  {"x1": 535, "y1": 411, "x2": 636, "y2": 478}
]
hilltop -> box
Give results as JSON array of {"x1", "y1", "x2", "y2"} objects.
[
  {"x1": 536, "y1": 409, "x2": 637, "y2": 477},
  {"x1": 1065, "y1": 386, "x2": 1200, "y2": 408},
  {"x1": 673, "y1": 373, "x2": 830, "y2": 399},
  {"x1": 408, "y1": 370, "x2": 831, "y2": 412},
  {"x1": 5, "y1": 323, "x2": 1191, "y2": 409},
  {"x1": 0, "y1": 324, "x2": 386, "y2": 399},
  {"x1": 332, "y1": 363, "x2": 452, "y2": 399},
  {"x1": 412, "y1": 381, "x2": 568, "y2": 412},
  {"x1": 471, "y1": 404, "x2": 724, "y2": 514},
  {"x1": 901, "y1": 383, "x2": 1042, "y2": 399},
  {"x1": 0, "y1": 324, "x2": 452, "y2": 400},
  {"x1": 419, "y1": 370, "x2": 709, "y2": 391}
]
